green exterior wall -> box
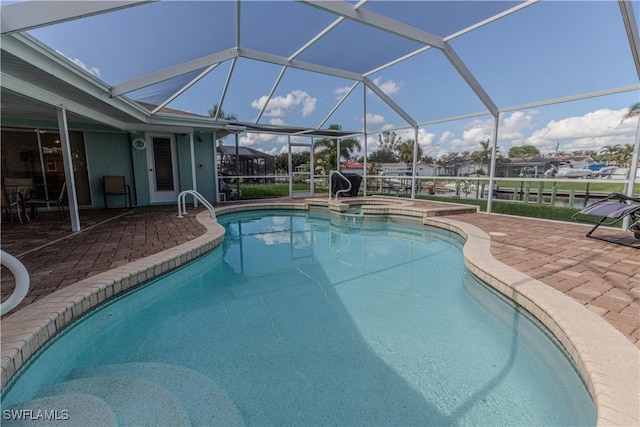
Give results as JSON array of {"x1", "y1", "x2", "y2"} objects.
[
  {"x1": 84, "y1": 131, "x2": 137, "y2": 208},
  {"x1": 175, "y1": 133, "x2": 216, "y2": 203},
  {"x1": 130, "y1": 131, "x2": 150, "y2": 206},
  {"x1": 194, "y1": 133, "x2": 215, "y2": 201}
]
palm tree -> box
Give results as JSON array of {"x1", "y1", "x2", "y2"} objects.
[
  {"x1": 397, "y1": 140, "x2": 422, "y2": 164},
  {"x1": 314, "y1": 124, "x2": 361, "y2": 172},
  {"x1": 208, "y1": 103, "x2": 237, "y2": 120},
  {"x1": 616, "y1": 144, "x2": 634, "y2": 167},
  {"x1": 621, "y1": 102, "x2": 640, "y2": 122},
  {"x1": 470, "y1": 139, "x2": 491, "y2": 164},
  {"x1": 600, "y1": 144, "x2": 621, "y2": 165}
]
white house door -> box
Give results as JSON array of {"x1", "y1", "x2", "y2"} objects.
[{"x1": 147, "y1": 135, "x2": 179, "y2": 203}]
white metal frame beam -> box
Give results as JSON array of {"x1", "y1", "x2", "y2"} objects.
[
  {"x1": 442, "y1": 42, "x2": 499, "y2": 117},
  {"x1": 111, "y1": 47, "x2": 363, "y2": 99},
  {"x1": 299, "y1": 0, "x2": 498, "y2": 118},
  {"x1": 0, "y1": 1, "x2": 155, "y2": 34},
  {"x1": 241, "y1": 48, "x2": 363, "y2": 81},
  {"x1": 151, "y1": 63, "x2": 220, "y2": 114},
  {"x1": 110, "y1": 49, "x2": 238, "y2": 96},
  {"x1": 619, "y1": 0, "x2": 640, "y2": 80},
  {"x1": 215, "y1": 57, "x2": 238, "y2": 120},
  {"x1": 300, "y1": 0, "x2": 445, "y2": 49},
  {"x1": 364, "y1": 77, "x2": 417, "y2": 128},
  {"x1": 365, "y1": 0, "x2": 540, "y2": 77},
  {"x1": 254, "y1": 66, "x2": 288, "y2": 124},
  {"x1": 260, "y1": 5, "x2": 352, "y2": 126},
  {"x1": 318, "y1": 81, "x2": 359, "y2": 129},
  {"x1": 500, "y1": 84, "x2": 640, "y2": 113}
]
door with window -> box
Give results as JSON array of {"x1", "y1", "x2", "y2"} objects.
[{"x1": 147, "y1": 135, "x2": 179, "y2": 203}]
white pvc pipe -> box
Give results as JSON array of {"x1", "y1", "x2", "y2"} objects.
[{"x1": 1, "y1": 250, "x2": 30, "y2": 315}]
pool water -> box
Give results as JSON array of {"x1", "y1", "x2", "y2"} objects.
[{"x1": 2, "y1": 210, "x2": 596, "y2": 426}]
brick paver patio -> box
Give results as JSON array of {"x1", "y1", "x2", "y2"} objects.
[{"x1": 1, "y1": 200, "x2": 638, "y2": 348}]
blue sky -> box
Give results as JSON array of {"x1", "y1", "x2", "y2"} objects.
[{"x1": 21, "y1": 0, "x2": 640, "y2": 160}]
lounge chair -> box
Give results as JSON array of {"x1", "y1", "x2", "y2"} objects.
[{"x1": 572, "y1": 193, "x2": 640, "y2": 241}]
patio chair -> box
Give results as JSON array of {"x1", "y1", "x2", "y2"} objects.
[
  {"x1": 2, "y1": 178, "x2": 33, "y2": 224},
  {"x1": 25, "y1": 182, "x2": 66, "y2": 219},
  {"x1": 572, "y1": 193, "x2": 640, "y2": 241},
  {"x1": 1, "y1": 187, "x2": 22, "y2": 227},
  {"x1": 103, "y1": 176, "x2": 131, "y2": 208}
]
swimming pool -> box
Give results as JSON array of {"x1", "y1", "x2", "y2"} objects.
[{"x1": 2, "y1": 209, "x2": 596, "y2": 426}]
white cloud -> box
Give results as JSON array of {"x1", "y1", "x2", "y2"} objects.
[
  {"x1": 239, "y1": 132, "x2": 277, "y2": 147},
  {"x1": 499, "y1": 110, "x2": 537, "y2": 143},
  {"x1": 438, "y1": 131, "x2": 454, "y2": 144},
  {"x1": 371, "y1": 77, "x2": 401, "y2": 96},
  {"x1": 334, "y1": 86, "x2": 351, "y2": 99},
  {"x1": 301, "y1": 96, "x2": 316, "y2": 117},
  {"x1": 429, "y1": 108, "x2": 637, "y2": 158},
  {"x1": 56, "y1": 50, "x2": 101, "y2": 77},
  {"x1": 444, "y1": 111, "x2": 538, "y2": 153},
  {"x1": 264, "y1": 147, "x2": 279, "y2": 156},
  {"x1": 250, "y1": 90, "x2": 317, "y2": 118},
  {"x1": 365, "y1": 113, "x2": 385, "y2": 125},
  {"x1": 525, "y1": 108, "x2": 638, "y2": 153}
]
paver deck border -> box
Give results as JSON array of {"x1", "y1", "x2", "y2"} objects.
[{"x1": 1, "y1": 200, "x2": 638, "y2": 425}]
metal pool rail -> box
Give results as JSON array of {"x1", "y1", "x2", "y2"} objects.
[
  {"x1": 329, "y1": 171, "x2": 352, "y2": 200},
  {"x1": 177, "y1": 190, "x2": 216, "y2": 221}
]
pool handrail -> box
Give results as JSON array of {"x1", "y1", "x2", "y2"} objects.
[
  {"x1": 329, "y1": 171, "x2": 352, "y2": 200},
  {"x1": 0, "y1": 250, "x2": 30, "y2": 315},
  {"x1": 177, "y1": 190, "x2": 216, "y2": 221}
]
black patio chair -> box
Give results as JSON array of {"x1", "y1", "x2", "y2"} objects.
[{"x1": 26, "y1": 182, "x2": 66, "y2": 219}]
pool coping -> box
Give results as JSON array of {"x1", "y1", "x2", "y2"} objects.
[{"x1": 1, "y1": 201, "x2": 638, "y2": 425}]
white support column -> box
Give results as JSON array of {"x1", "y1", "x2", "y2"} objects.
[
  {"x1": 35, "y1": 130, "x2": 50, "y2": 201},
  {"x1": 288, "y1": 136, "x2": 293, "y2": 198},
  {"x1": 487, "y1": 114, "x2": 500, "y2": 214},
  {"x1": 411, "y1": 126, "x2": 418, "y2": 199},
  {"x1": 363, "y1": 82, "x2": 368, "y2": 196},
  {"x1": 213, "y1": 132, "x2": 221, "y2": 203},
  {"x1": 189, "y1": 133, "x2": 198, "y2": 207},
  {"x1": 623, "y1": 119, "x2": 640, "y2": 229},
  {"x1": 337, "y1": 138, "x2": 341, "y2": 173},
  {"x1": 57, "y1": 107, "x2": 80, "y2": 232},
  {"x1": 310, "y1": 137, "x2": 315, "y2": 196}
]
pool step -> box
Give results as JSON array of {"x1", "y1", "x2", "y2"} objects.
[
  {"x1": 68, "y1": 362, "x2": 244, "y2": 426},
  {"x1": 35, "y1": 376, "x2": 191, "y2": 426},
  {"x1": 4, "y1": 363, "x2": 244, "y2": 427},
  {"x1": 2, "y1": 393, "x2": 117, "y2": 426}
]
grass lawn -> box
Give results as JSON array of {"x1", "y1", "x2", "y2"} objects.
[
  {"x1": 238, "y1": 183, "x2": 327, "y2": 198},
  {"x1": 422, "y1": 178, "x2": 639, "y2": 194}
]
